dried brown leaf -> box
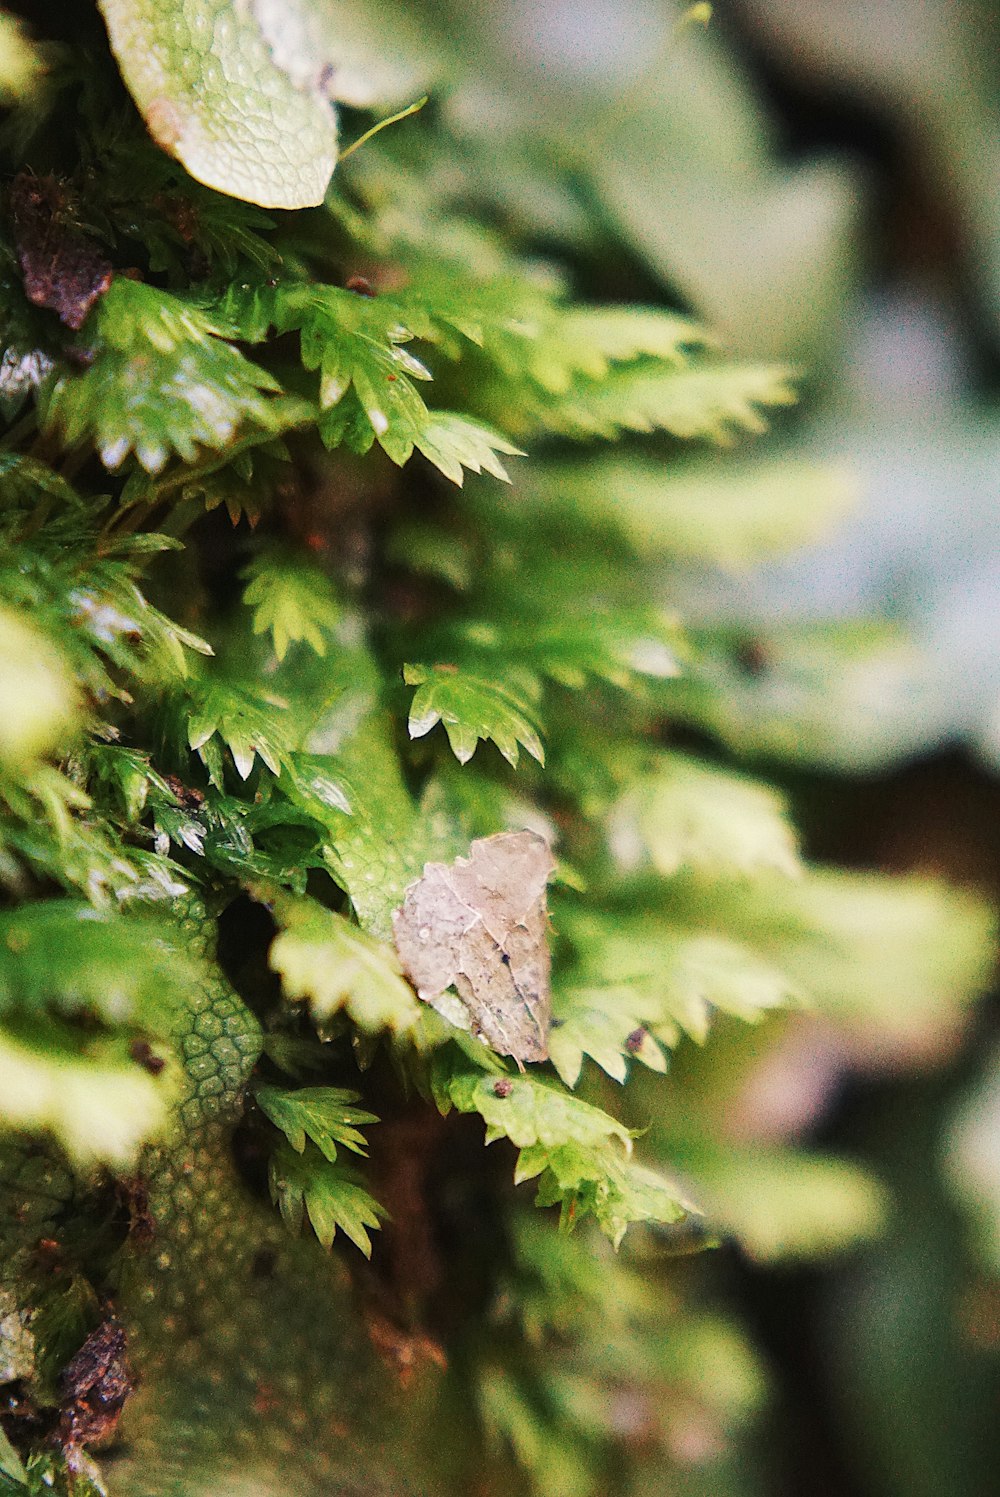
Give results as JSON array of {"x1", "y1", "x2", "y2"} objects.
[
  {"x1": 392, "y1": 831, "x2": 556, "y2": 1066},
  {"x1": 10, "y1": 174, "x2": 112, "y2": 331}
]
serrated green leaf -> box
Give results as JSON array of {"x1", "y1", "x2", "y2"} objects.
[
  {"x1": 11, "y1": 1451, "x2": 106, "y2": 1497},
  {"x1": 452, "y1": 610, "x2": 682, "y2": 693},
  {"x1": 0, "y1": 758, "x2": 192, "y2": 908},
  {"x1": 410, "y1": 412, "x2": 523, "y2": 486},
  {"x1": 387, "y1": 264, "x2": 709, "y2": 395},
  {"x1": 279, "y1": 285, "x2": 522, "y2": 482},
  {"x1": 269, "y1": 897, "x2": 422, "y2": 1035},
  {"x1": 98, "y1": 0, "x2": 337, "y2": 208},
  {"x1": 255, "y1": 1083, "x2": 377, "y2": 1162},
  {"x1": 525, "y1": 1146, "x2": 693, "y2": 1249},
  {"x1": 185, "y1": 676, "x2": 293, "y2": 785},
  {"x1": 441, "y1": 1069, "x2": 633, "y2": 1152},
  {"x1": 550, "y1": 905, "x2": 799, "y2": 1084},
  {"x1": 42, "y1": 280, "x2": 302, "y2": 474},
  {"x1": 148, "y1": 782, "x2": 315, "y2": 884},
  {"x1": 268, "y1": 1139, "x2": 386, "y2": 1256},
  {"x1": 0, "y1": 503, "x2": 214, "y2": 724},
  {"x1": 435, "y1": 1061, "x2": 691, "y2": 1245},
  {"x1": 404, "y1": 663, "x2": 544, "y2": 767},
  {"x1": 547, "y1": 987, "x2": 662, "y2": 1087},
  {"x1": 501, "y1": 359, "x2": 797, "y2": 443},
  {"x1": 71, "y1": 570, "x2": 214, "y2": 683},
  {"x1": 87, "y1": 744, "x2": 173, "y2": 825},
  {"x1": 552, "y1": 306, "x2": 711, "y2": 374},
  {"x1": 283, "y1": 640, "x2": 464, "y2": 936},
  {"x1": 131, "y1": 434, "x2": 291, "y2": 527},
  {"x1": 676, "y1": 868, "x2": 993, "y2": 1049}
]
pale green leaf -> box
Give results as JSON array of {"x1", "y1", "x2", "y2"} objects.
[
  {"x1": 693, "y1": 1146, "x2": 888, "y2": 1262},
  {"x1": 553, "y1": 306, "x2": 711, "y2": 373},
  {"x1": 285, "y1": 641, "x2": 464, "y2": 936},
  {"x1": 436, "y1": 1061, "x2": 692, "y2": 1246},
  {"x1": 281, "y1": 286, "x2": 521, "y2": 482},
  {"x1": 269, "y1": 897, "x2": 422, "y2": 1035},
  {"x1": 592, "y1": 362, "x2": 797, "y2": 441},
  {"x1": 647, "y1": 932, "x2": 800, "y2": 1040},
  {"x1": 522, "y1": 1142, "x2": 693, "y2": 1249},
  {"x1": 608, "y1": 753, "x2": 801, "y2": 880},
  {"x1": 98, "y1": 0, "x2": 337, "y2": 208},
  {"x1": 547, "y1": 989, "x2": 659, "y2": 1087},
  {"x1": 551, "y1": 915, "x2": 797, "y2": 1086},
  {"x1": 668, "y1": 621, "x2": 931, "y2": 771},
  {"x1": 505, "y1": 360, "x2": 797, "y2": 443},
  {"x1": 185, "y1": 676, "x2": 294, "y2": 784},
  {"x1": 70, "y1": 570, "x2": 213, "y2": 684},
  {"x1": 453, "y1": 610, "x2": 682, "y2": 693},
  {"x1": 386, "y1": 266, "x2": 708, "y2": 395},
  {"x1": 0, "y1": 901, "x2": 195, "y2": 1033},
  {"x1": 412, "y1": 412, "x2": 523, "y2": 486},
  {"x1": 687, "y1": 869, "x2": 994, "y2": 1051},
  {"x1": 441, "y1": 1069, "x2": 633, "y2": 1152}
]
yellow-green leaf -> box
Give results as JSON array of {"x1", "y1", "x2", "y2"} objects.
[
  {"x1": 0, "y1": 608, "x2": 78, "y2": 767},
  {"x1": 0, "y1": 1031, "x2": 172, "y2": 1168}
]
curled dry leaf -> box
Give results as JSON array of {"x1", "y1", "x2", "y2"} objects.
[
  {"x1": 392, "y1": 831, "x2": 556, "y2": 1066},
  {"x1": 58, "y1": 1318, "x2": 133, "y2": 1453}
]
